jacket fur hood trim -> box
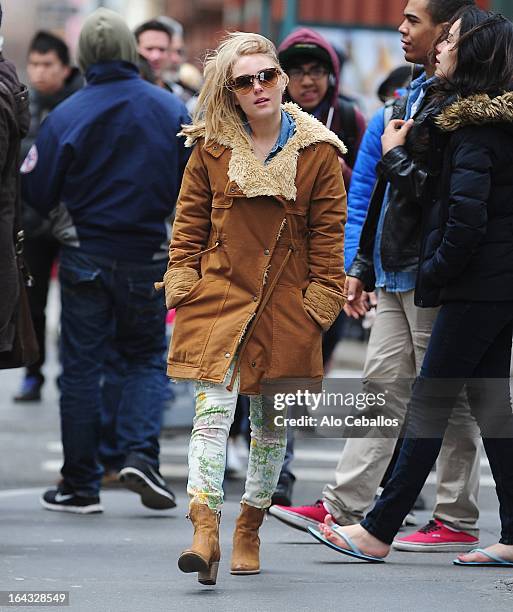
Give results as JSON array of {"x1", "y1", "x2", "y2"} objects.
[
  {"x1": 183, "y1": 102, "x2": 347, "y2": 201},
  {"x1": 436, "y1": 91, "x2": 513, "y2": 132}
]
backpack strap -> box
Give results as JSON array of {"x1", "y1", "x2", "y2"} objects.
[
  {"x1": 337, "y1": 98, "x2": 358, "y2": 168},
  {"x1": 383, "y1": 98, "x2": 396, "y2": 126}
]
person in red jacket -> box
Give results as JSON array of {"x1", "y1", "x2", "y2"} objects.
[
  {"x1": 272, "y1": 28, "x2": 367, "y2": 506},
  {"x1": 278, "y1": 28, "x2": 366, "y2": 188}
]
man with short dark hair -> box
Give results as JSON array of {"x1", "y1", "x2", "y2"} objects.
[
  {"x1": 270, "y1": 0, "x2": 482, "y2": 554},
  {"x1": 26, "y1": 31, "x2": 72, "y2": 96},
  {"x1": 14, "y1": 31, "x2": 83, "y2": 402},
  {"x1": 22, "y1": 8, "x2": 189, "y2": 515},
  {"x1": 134, "y1": 19, "x2": 174, "y2": 89}
]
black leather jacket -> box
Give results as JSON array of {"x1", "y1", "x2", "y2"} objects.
[
  {"x1": 348, "y1": 91, "x2": 441, "y2": 290},
  {"x1": 0, "y1": 54, "x2": 30, "y2": 351}
]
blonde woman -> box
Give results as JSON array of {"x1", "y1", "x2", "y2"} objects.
[{"x1": 157, "y1": 32, "x2": 347, "y2": 585}]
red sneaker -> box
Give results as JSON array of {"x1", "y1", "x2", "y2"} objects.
[
  {"x1": 268, "y1": 500, "x2": 328, "y2": 532},
  {"x1": 392, "y1": 519, "x2": 479, "y2": 552}
]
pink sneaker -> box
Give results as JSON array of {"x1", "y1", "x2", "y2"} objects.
[
  {"x1": 392, "y1": 519, "x2": 479, "y2": 552},
  {"x1": 268, "y1": 500, "x2": 328, "y2": 532}
]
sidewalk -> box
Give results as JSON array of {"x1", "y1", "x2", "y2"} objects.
[
  {"x1": 1, "y1": 365, "x2": 513, "y2": 612},
  {"x1": 1, "y1": 283, "x2": 512, "y2": 610},
  {"x1": 1, "y1": 489, "x2": 512, "y2": 612}
]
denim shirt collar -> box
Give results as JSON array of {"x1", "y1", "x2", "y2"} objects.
[
  {"x1": 410, "y1": 72, "x2": 428, "y2": 92},
  {"x1": 406, "y1": 72, "x2": 437, "y2": 119},
  {"x1": 244, "y1": 109, "x2": 296, "y2": 164}
]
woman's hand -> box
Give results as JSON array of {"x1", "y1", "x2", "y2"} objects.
[{"x1": 381, "y1": 119, "x2": 414, "y2": 155}]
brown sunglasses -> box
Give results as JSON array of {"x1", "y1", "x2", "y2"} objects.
[{"x1": 226, "y1": 67, "x2": 281, "y2": 94}]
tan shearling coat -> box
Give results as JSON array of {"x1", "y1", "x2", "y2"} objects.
[{"x1": 159, "y1": 103, "x2": 347, "y2": 394}]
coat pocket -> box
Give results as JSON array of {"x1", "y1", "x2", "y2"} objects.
[
  {"x1": 168, "y1": 278, "x2": 231, "y2": 367},
  {"x1": 269, "y1": 286, "x2": 323, "y2": 378},
  {"x1": 212, "y1": 194, "x2": 234, "y2": 208},
  {"x1": 173, "y1": 276, "x2": 203, "y2": 307},
  {"x1": 301, "y1": 299, "x2": 324, "y2": 332},
  {"x1": 59, "y1": 263, "x2": 102, "y2": 297},
  {"x1": 212, "y1": 201, "x2": 233, "y2": 210}
]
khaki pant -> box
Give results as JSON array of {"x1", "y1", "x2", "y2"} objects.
[{"x1": 323, "y1": 289, "x2": 481, "y2": 536}]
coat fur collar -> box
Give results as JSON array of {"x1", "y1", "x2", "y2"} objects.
[
  {"x1": 436, "y1": 91, "x2": 513, "y2": 132},
  {"x1": 184, "y1": 102, "x2": 347, "y2": 201}
]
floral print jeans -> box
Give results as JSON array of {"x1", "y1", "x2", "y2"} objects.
[{"x1": 187, "y1": 364, "x2": 287, "y2": 512}]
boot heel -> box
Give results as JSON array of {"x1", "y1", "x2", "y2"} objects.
[{"x1": 198, "y1": 561, "x2": 219, "y2": 585}]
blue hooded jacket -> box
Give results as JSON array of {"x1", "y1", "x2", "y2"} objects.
[
  {"x1": 344, "y1": 81, "x2": 419, "y2": 270},
  {"x1": 344, "y1": 107, "x2": 384, "y2": 269},
  {"x1": 21, "y1": 60, "x2": 190, "y2": 263}
]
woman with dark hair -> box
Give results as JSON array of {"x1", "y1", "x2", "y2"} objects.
[{"x1": 309, "y1": 6, "x2": 513, "y2": 567}]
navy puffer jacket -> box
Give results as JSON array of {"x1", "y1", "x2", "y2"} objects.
[{"x1": 413, "y1": 92, "x2": 513, "y2": 307}]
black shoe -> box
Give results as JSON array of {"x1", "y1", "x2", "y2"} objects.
[
  {"x1": 14, "y1": 374, "x2": 44, "y2": 402},
  {"x1": 119, "y1": 454, "x2": 176, "y2": 510},
  {"x1": 271, "y1": 472, "x2": 296, "y2": 507},
  {"x1": 40, "y1": 487, "x2": 103, "y2": 514}
]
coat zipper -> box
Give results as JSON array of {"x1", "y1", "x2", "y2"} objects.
[{"x1": 226, "y1": 216, "x2": 294, "y2": 392}]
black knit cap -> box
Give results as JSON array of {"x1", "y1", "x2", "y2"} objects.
[{"x1": 279, "y1": 43, "x2": 331, "y2": 71}]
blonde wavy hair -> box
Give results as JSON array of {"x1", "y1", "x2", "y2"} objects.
[{"x1": 182, "y1": 32, "x2": 288, "y2": 144}]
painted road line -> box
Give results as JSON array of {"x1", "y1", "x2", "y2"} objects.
[
  {"x1": 0, "y1": 488, "x2": 43, "y2": 498},
  {"x1": 45, "y1": 441, "x2": 491, "y2": 469},
  {"x1": 39, "y1": 460, "x2": 495, "y2": 486}
]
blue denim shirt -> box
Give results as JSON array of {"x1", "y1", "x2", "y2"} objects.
[
  {"x1": 373, "y1": 73, "x2": 435, "y2": 292},
  {"x1": 244, "y1": 109, "x2": 296, "y2": 165}
]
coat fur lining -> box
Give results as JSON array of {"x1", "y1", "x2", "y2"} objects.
[
  {"x1": 183, "y1": 103, "x2": 347, "y2": 201},
  {"x1": 436, "y1": 91, "x2": 513, "y2": 132}
]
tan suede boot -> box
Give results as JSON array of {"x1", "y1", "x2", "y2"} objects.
[
  {"x1": 230, "y1": 503, "x2": 266, "y2": 575},
  {"x1": 178, "y1": 502, "x2": 221, "y2": 585}
]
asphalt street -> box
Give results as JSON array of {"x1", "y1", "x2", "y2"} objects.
[{"x1": 0, "y1": 282, "x2": 512, "y2": 611}]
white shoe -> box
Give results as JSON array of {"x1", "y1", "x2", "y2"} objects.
[
  {"x1": 402, "y1": 511, "x2": 418, "y2": 527},
  {"x1": 226, "y1": 438, "x2": 244, "y2": 474},
  {"x1": 233, "y1": 434, "x2": 249, "y2": 460}
]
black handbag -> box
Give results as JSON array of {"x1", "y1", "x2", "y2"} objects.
[
  {"x1": 0, "y1": 232, "x2": 39, "y2": 369},
  {"x1": 0, "y1": 82, "x2": 39, "y2": 369}
]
